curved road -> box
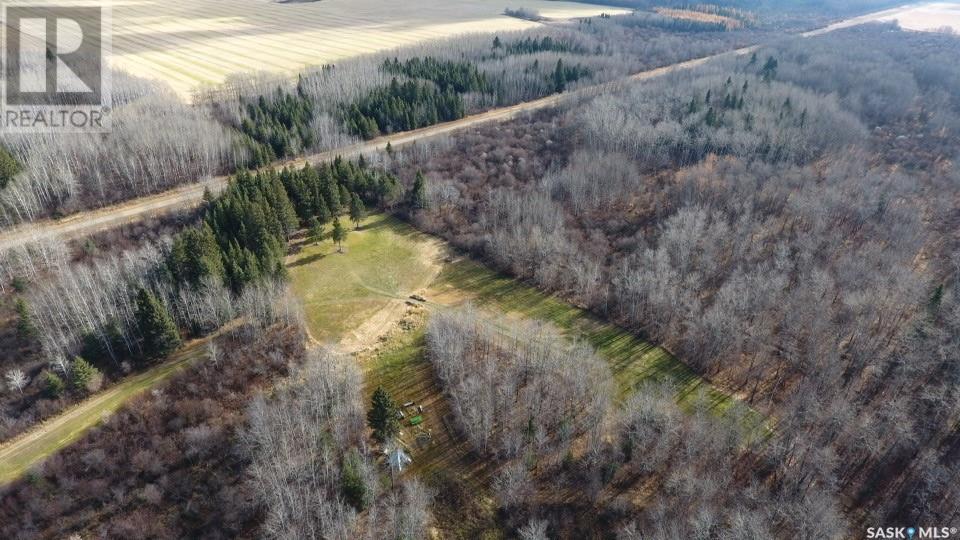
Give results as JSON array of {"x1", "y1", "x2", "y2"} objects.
[{"x1": 0, "y1": 3, "x2": 925, "y2": 253}]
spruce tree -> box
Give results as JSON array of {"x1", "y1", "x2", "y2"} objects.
[
  {"x1": 135, "y1": 288, "x2": 181, "y2": 360},
  {"x1": 169, "y1": 224, "x2": 224, "y2": 289},
  {"x1": 349, "y1": 193, "x2": 365, "y2": 229},
  {"x1": 367, "y1": 386, "x2": 400, "y2": 444},
  {"x1": 308, "y1": 216, "x2": 324, "y2": 243},
  {"x1": 45, "y1": 371, "x2": 65, "y2": 398},
  {"x1": 331, "y1": 218, "x2": 347, "y2": 253},
  {"x1": 409, "y1": 171, "x2": 428, "y2": 211},
  {"x1": 553, "y1": 59, "x2": 566, "y2": 92},
  {"x1": 14, "y1": 298, "x2": 36, "y2": 340},
  {"x1": 70, "y1": 357, "x2": 99, "y2": 394}
]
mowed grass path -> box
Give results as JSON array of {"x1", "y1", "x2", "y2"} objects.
[
  {"x1": 287, "y1": 214, "x2": 438, "y2": 344},
  {"x1": 0, "y1": 339, "x2": 209, "y2": 485},
  {"x1": 430, "y1": 258, "x2": 764, "y2": 429}
]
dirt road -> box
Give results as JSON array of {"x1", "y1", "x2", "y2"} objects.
[{"x1": 0, "y1": 3, "x2": 925, "y2": 253}]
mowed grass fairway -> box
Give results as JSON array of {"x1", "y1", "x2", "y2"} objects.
[{"x1": 7, "y1": 0, "x2": 628, "y2": 98}]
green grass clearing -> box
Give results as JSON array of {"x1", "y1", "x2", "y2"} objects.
[{"x1": 287, "y1": 213, "x2": 439, "y2": 344}]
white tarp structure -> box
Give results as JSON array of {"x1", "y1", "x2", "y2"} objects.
[{"x1": 387, "y1": 447, "x2": 412, "y2": 473}]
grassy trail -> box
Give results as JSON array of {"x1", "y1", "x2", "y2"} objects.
[
  {"x1": 429, "y1": 257, "x2": 767, "y2": 431},
  {"x1": 0, "y1": 337, "x2": 210, "y2": 485}
]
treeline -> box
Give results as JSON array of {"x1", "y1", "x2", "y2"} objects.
[
  {"x1": 239, "y1": 88, "x2": 316, "y2": 166},
  {"x1": 344, "y1": 79, "x2": 465, "y2": 139},
  {"x1": 630, "y1": 11, "x2": 735, "y2": 32},
  {"x1": 496, "y1": 35, "x2": 588, "y2": 55},
  {"x1": 169, "y1": 158, "x2": 398, "y2": 292},
  {"x1": 382, "y1": 57, "x2": 491, "y2": 93}
]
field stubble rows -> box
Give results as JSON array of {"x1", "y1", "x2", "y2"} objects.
[{"x1": 7, "y1": 0, "x2": 630, "y2": 97}]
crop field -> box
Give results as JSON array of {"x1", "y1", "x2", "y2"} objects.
[
  {"x1": 6, "y1": 0, "x2": 628, "y2": 98},
  {"x1": 874, "y1": 2, "x2": 960, "y2": 32},
  {"x1": 813, "y1": 2, "x2": 960, "y2": 35}
]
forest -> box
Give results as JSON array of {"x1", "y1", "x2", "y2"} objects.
[
  {"x1": 398, "y1": 23, "x2": 960, "y2": 533},
  {"x1": 0, "y1": 6, "x2": 957, "y2": 540}
]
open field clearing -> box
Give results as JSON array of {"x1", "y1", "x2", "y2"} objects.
[
  {"x1": 289, "y1": 213, "x2": 765, "y2": 420},
  {"x1": 0, "y1": 332, "x2": 214, "y2": 485},
  {"x1": 873, "y1": 1, "x2": 960, "y2": 32},
  {"x1": 287, "y1": 213, "x2": 445, "y2": 348},
  {"x1": 6, "y1": 0, "x2": 629, "y2": 98},
  {"x1": 808, "y1": 1, "x2": 960, "y2": 35}
]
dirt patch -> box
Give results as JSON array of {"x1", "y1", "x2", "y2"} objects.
[{"x1": 336, "y1": 236, "x2": 447, "y2": 354}]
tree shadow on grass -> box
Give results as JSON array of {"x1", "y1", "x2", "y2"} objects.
[{"x1": 287, "y1": 250, "x2": 329, "y2": 268}]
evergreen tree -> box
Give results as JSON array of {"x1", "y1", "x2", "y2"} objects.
[
  {"x1": 760, "y1": 56, "x2": 778, "y2": 82},
  {"x1": 69, "y1": 357, "x2": 99, "y2": 394},
  {"x1": 135, "y1": 288, "x2": 181, "y2": 360},
  {"x1": 367, "y1": 386, "x2": 400, "y2": 443},
  {"x1": 0, "y1": 145, "x2": 21, "y2": 189},
  {"x1": 308, "y1": 216, "x2": 324, "y2": 243},
  {"x1": 202, "y1": 186, "x2": 215, "y2": 207},
  {"x1": 14, "y1": 298, "x2": 36, "y2": 340},
  {"x1": 331, "y1": 218, "x2": 347, "y2": 253},
  {"x1": 409, "y1": 171, "x2": 428, "y2": 211},
  {"x1": 44, "y1": 371, "x2": 65, "y2": 398},
  {"x1": 168, "y1": 224, "x2": 225, "y2": 289},
  {"x1": 349, "y1": 193, "x2": 365, "y2": 229},
  {"x1": 316, "y1": 200, "x2": 332, "y2": 224},
  {"x1": 493, "y1": 36, "x2": 502, "y2": 49},
  {"x1": 553, "y1": 59, "x2": 566, "y2": 92},
  {"x1": 341, "y1": 450, "x2": 371, "y2": 510}
]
